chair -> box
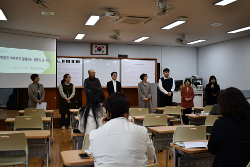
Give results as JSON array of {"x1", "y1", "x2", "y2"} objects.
[
  {"x1": 14, "y1": 116, "x2": 44, "y2": 131},
  {"x1": 246, "y1": 162, "x2": 250, "y2": 167},
  {"x1": 205, "y1": 115, "x2": 222, "y2": 126},
  {"x1": 24, "y1": 108, "x2": 46, "y2": 117},
  {"x1": 173, "y1": 126, "x2": 207, "y2": 142},
  {"x1": 82, "y1": 134, "x2": 90, "y2": 150},
  {"x1": 204, "y1": 105, "x2": 213, "y2": 113},
  {"x1": 130, "y1": 108, "x2": 149, "y2": 116},
  {"x1": 163, "y1": 106, "x2": 183, "y2": 125},
  {"x1": 0, "y1": 132, "x2": 28, "y2": 167},
  {"x1": 143, "y1": 114, "x2": 168, "y2": 127}
]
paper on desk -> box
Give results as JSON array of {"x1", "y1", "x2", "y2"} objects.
[
  {"x1": 85, "y1": 149, "x2": 91, "y2": 154},
  {"x1": 184, "y1": 142, "x2": 208, "y2": 148},
  {"x1": 36, "y1": 102, "x2": 47, "y2": 110}
]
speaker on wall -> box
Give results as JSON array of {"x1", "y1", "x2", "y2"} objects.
[
  {"x1": 157, "y1": 63, "x2": 160, "y2": 82},
  {"x1": 118, "y1": 54, "x2": 128, "y2": 58}
]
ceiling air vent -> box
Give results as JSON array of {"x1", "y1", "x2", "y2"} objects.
[{"x1": 116, "y1": 16, "x2": 152, "y2": 25}]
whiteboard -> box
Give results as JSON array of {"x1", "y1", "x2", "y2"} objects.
[
  {"x1": 57, "y1": 58, "x2": 83, "y2": 87},
  {"x1": 83, "y1": 59, "x2": 120, "y2": 87},
  {"x1": 121, "y1": 59, "x2": 156, "y2": 87}
]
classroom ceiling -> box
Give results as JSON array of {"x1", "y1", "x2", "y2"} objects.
[{"x1": 0, "y1": 0, "x2": 250, "y2": 47}]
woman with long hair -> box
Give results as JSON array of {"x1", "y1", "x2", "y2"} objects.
[
  {"x1": 205, "y1": 75, "x2": 220, "y2": 105},
  {"x1": 78, "y1": 88, "x2": 105, "y2": 134},
  {"x1": 58, "y1": 73, "x2": 75, "y2": 130},
  {"x1": 208, "y1": 87, "x2": 250, "y2": 167}
]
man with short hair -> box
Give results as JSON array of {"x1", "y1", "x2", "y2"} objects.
[
  {"x1": 158, "y1": 68, "x2": 175, "y2": 107},
  {"x1": 84, "y1": 69, "x2": 101, "y2": 97},
  {"x1": 107, "y1": 72, "x2": 122, "y2": 96}
]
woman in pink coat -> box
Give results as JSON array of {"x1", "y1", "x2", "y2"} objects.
[{"x1": 181, "y1": 78, "x2": 194, "y2": 124}]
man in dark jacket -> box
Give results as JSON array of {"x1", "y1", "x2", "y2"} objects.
[
  {"x1": 84, "y1": 69, "x2": 101, "y2": 98},
  {"x1": 107, "y1": 72, "x2": 122, "y2": 96}
]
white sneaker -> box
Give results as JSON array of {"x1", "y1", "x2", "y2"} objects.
[{"x1": 61, "y1": 126, "x2": 65, "y2": 130}]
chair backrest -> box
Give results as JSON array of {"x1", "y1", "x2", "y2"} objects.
[
  {"x1": 142, "y1": 164, "x2": 159, "y2": 167},
  {"x1": 204, "y1": 105, "x2": 213, "y2": 113},
  {"x1": 205, "y1": 115, "x2": 222, "y2": 126},
  {"x1": 129, "y1": 108, "x2": 149, "y2": 116},
  {"x1": 163, "y1": 106, "x2": 182, "y2": 115},
  {"x1": 143, "y1": 114, "x2": 168, "y2": 127},
  {"x1": 246, "y1": 162, "x2": 250, "y2": 167},
  {"x1": 0, "y1": 132, "x2": 28, "y2": 154},
  {"x1": 82, "y1": 134, "x2": 90, "y2": 150},
  {"x1": 14, "y1": 116, "x2": 44, "y2": 131},
  {"x1": 24, "y1": 108, "x2": 46, "y2": 117},
  {"x1": 173, "y1": 126, "x2": 206, "y2": 142}
]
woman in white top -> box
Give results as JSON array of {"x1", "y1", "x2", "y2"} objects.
[
  {"x1": 79, "y1": 88, "x2": 105, "y2": 134},
  {"x1": 89, "y1": 93, "x2": 155, "y2": 167}
]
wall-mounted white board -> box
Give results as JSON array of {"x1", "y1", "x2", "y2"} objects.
[
  {"x1": 57, "y1": 58, "x2": 83, "y2": 87},
  {"x1": 83, "y1": 58, "x2": 120, "y2": 87},
  {"x1": 121, "y1": 59, "x2": 156, "y2": 87}
]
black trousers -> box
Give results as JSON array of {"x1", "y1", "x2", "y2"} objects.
[
  {"x1": 61, "y1": 114, "x2": 70, "y2": 127},
  {"x1": 183, "y1": 108, "x2": 192, "y2": 125},
  {"x1": 160, "y1": 95, "x2": 173, "y2": 107}
]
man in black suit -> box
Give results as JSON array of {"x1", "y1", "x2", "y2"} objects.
[{"x1": 107, "y1": 72, "x2": 122, "y2": 96}]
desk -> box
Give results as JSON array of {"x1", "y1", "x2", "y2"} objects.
[
  {"x1": 61, "y1": 150, "x2": 94, "y2": 166},
  {"x1": 148, "y1": 125, "x2": 194, "y2": 166},
  {"x1": 0, "y1": 130, "x2": 50, "y2": 167},
  {"x1": 70, "y1": 109, "x2": 79, "y2": 142},
  {"x1": 186, "y1": 114, "x2": 207, "y2": 126},
  {"x1": 132, "y1": 115, "x2": 175, "y2": 120},
  {"x1": 170, "y1": 140, "x2": 214, "y2": 167},
  {"x1": 18, "y1": 110, "x2": 54, "y2": 144}
]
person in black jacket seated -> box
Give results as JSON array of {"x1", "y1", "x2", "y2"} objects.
[
  {"x1": 107, "y1": 72, "x2": 122, "y2": 96},
  {"x1": 208, "y1": 87, "x2": 250, "y2": 167},
  {"x1": 205, "y1": 75, "x2": 220, "y2": 105},
  {"x1": 84, "y1": 69, "x2": 101, "y2": 98}
]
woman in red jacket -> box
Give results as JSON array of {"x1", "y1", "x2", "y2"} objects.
[{"x1": 181, "y1": 78, "x2": 194, "y2": 124}]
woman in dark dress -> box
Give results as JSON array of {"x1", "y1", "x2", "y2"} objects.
[
  {"x1": 208, "y1": 87, "x2": 250, "y2": 167},
  {"x1": 205, "y1": 75, "x2": 220, "y2": 105},
  {"x1": 58, "y1": 74, "x2": 75, "y2": 129}
]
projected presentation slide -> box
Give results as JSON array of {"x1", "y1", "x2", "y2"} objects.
[{"x1": 0, "y1": 47, "x2": 56, "y2": 74}]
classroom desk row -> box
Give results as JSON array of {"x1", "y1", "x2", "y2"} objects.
[
  {"x1": 0, "y1": 130, "x2": 51, "y2": 167},
  {"x1": 61, "y1": 125, "x2": 213, "y2": 167},
  {"x1": 18, "y1": 110, "x2": 54, "y2": 144}
]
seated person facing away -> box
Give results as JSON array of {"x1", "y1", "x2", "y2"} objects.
[
  {"x1": 208, "y1": 87, "x2": 250, "y2": 167},
  {"x1": 89, "y1": 93, "x2": 155, "y2": 167},
  {"x1": 78, "y1": 88, "x2": 105, "y2": 134},
  {"x1": 209, "y1": 103, "x2": 220, "y2": 115}
]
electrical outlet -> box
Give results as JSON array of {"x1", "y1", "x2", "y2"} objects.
[{"x1": 54, "y1": 97, "x2": 56, "y2": 99}]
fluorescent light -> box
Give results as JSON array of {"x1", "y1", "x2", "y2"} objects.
[
  {"x1": 75, "y1": 34, "x2": 85, "y2": 40},
  {"x1": 161, "y1": 20, "x2": 186, "y2": 30},
  {"x1": 85, "y1": 15, "x2": 99, "y2": 26},
  {"x1": 0, "y1": 9, "x2": 7, "y2": 20},
  {"x1": 187, "y1": 40, "x2": 206, "y2": 45},
  {"x1": 214, "y1": 0, "x2": 237, "y2": 6},
  {"x1": 227, "y1": 26, "x2": 250, "y2": 34},
  {"x1": 133, "y1": 37, "x2": 149, "y2": 42}
]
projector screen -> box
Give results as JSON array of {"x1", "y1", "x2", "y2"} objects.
[{"x1": 0, "y1": 32, "x2": 57, "y2": 88}]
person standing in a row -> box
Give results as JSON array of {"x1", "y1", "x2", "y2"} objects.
[
  {"x1": 181, "y1": 79, "x2": 194, "y2": 124},
  {"x1": 59, "y1": 73, "x2": 75, "y2": 130},
  {"x1": 28, "y1": 74, "x2": 45, "y2": 108},
  {"x1": 158, "y1": 68, "x2": 175, "y2": 107},
  {"x1": 107, "y1": 72, "x2": 122, "y2": 96},
  {"x1": 84, "y1": 69, "x2": 101, "y2": 98},
  {"x1": 205, "y1": 75, "x2": 220, "y2": 105},
  {"x1": 138, "y1": 73, "x2": 153, "y2": 113}
]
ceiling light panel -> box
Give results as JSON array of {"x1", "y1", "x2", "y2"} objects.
[
  {"x1": 85, "y1": 15, "x2": 99, "y2": 26},
  {"x1": 227, "y1": 26, "x2": 250, "y2": 34},
  {"x1": 161, "y1": 20, "x2": 186, "y2": 30},
  {"x1": 75, "y1": 34, "x2": 85, "y2": 40},
  {"x1": 133, "y1": 37, "x2": 149, "y2": 42},
  {"x1": 214, "y1": 0, "x2": 237, "y2": 6},
  {"x1": 187, "y1": 40, "x2": 206, "y2": 45},
  {"x1": 0, "y1": 9, "x2": 7, "y2": 20}
]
